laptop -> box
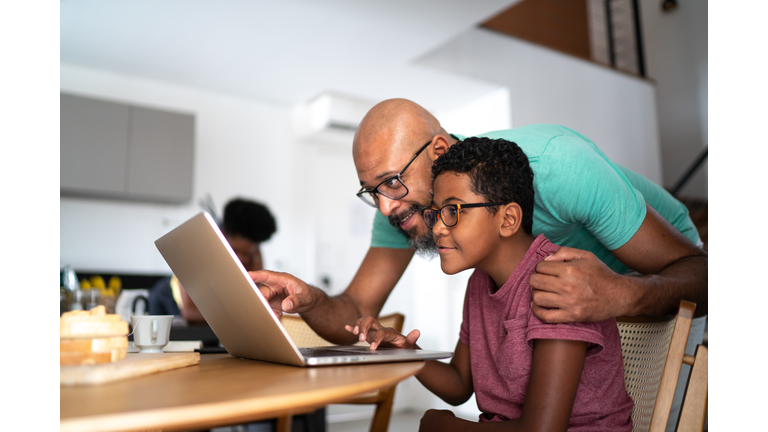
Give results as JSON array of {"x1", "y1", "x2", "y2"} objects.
[{"x1": 154, "y1": 212, "x2": 453, "y2": 367}]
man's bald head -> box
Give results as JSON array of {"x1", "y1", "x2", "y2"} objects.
[
  {"x1": 353, "y1": 99, "x2": 445, "y2": 158},
  {"x1": 351, "y1": 99, "x2": 452, "y2": 257}
]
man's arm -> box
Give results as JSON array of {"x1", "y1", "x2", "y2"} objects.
[
  {"x1": 530, "y1": 204, "x2": 707, "y2": 322},
  {"x1": 253, "y1": 246, "x2": 414, "y2": 344}
]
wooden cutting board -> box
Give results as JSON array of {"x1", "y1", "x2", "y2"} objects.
[{"x1": 61, "y1": 352, "x2": 200, "y2": 386}]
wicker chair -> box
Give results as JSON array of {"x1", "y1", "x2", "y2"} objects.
[
  {"x1": 617, "y1": 300, "x2": 707, "y2": 432},
  {"x1": 278, "y1": 313, "x2": 406, "y2": 432},
  {"x1": 676, "y1": 342, "x2": 708, "y2": 432}
]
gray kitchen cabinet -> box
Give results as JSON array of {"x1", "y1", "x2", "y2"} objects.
[
  {"x1": 60, "y1": 93, "x2": 195, "y2": 204},
  {"x1": 126, "y1": 106, "x2": 195, "y2": 202},
  {"x1": 60, "y1": 93, "x2": 131, "y2": 197}
]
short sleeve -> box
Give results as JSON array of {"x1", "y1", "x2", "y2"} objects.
[
  {"x1": 534, "y1": 134, "x2": 647, "y2": 251},
  {"x1": 370, "y1": 211, "x2": 410, "y2": 249},
  {"x1": 617, "y1": 165, "x2": 701, "y2": 245},
  {"x1": 526, "y1": 313, "x2": 607, "y2": 355}
]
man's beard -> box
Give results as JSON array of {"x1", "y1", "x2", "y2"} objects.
[{"x1": 388, "y1": 203, "x2": 438, "y2": 259}]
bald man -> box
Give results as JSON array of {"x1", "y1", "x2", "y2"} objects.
[{"x1": 252, "y1": 99, "x2": 707, "y2": 346}]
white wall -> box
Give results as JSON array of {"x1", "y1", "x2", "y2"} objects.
[
  {"x1": 60, "y1": 64, "x2": 311, "y2": 279},
  {"x1": 416, "y1": 27, "x2": 664, "y2": 184},
  {"x1": 640, "y1": 1, "x2": 708, "y2": 199}
]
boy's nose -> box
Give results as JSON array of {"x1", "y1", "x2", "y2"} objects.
[{"x1": 432, "y1": 216, "x2": 450, "y2": 235}]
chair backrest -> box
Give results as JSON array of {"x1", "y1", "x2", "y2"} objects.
[
  {"x1": 676, "y1": 343, "x2": 708, "y2": 432},
  {"x1": 280, "y1": 313, "x2": 405, "y2": 348},
  {"x1": 617, "y1": 300, "x2": 695, "y2": 432}
]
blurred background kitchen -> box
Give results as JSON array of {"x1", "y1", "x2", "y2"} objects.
[{"x1": 53, "y1": 0, "x2": 707, "y2": 429}]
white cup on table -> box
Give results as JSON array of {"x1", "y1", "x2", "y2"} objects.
[{"x1": 131, "y1": 315, "x2": 174, "y2": 353}]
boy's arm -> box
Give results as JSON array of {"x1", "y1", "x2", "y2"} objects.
[
  {"x1": 419, "y1": 338, "x2": 587, "y2": 432},
  {"x1": 345, "y1": 319, "x2": 474, "y2": 406},
  {"x1": 415, "y1": 340, "x2": 474, "y2": 406},
  {"x1": 512, "y1": 338, "x2": 587, "y2": 431}
]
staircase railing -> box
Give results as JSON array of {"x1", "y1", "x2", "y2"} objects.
[
  {"x1": 591, "y1": 0, "x2": 646, "y2": 77},
  {"x1": 670, "y1": 146, "x2": 708, "y2": 198}
]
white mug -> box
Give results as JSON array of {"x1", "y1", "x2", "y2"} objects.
[{"x1": 131, "y1": 315, "x2": 174, "y2": 353}]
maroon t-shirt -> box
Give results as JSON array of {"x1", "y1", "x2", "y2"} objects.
[{"x1": 459, "y1": 235, "x2": 633, "y2": 431}]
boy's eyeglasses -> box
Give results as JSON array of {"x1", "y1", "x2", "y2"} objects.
[
  {"x1": 355, "y1": 140, "x2": 432, "y2": 208},
  {"x1": 422, "y1": 202, "x2": 506, "y2": 229}
]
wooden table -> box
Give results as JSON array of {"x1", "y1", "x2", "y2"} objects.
[{"x1": 60, "y1": 353, "x2": 424, "y2": 432}]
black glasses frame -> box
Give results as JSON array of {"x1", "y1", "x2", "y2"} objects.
[
  {"x1": 356, "y1": 140, "x2": 432, "y2": 208},
  {"x1": 422, "y1": 202, "x2": 507, "y2": 229}
]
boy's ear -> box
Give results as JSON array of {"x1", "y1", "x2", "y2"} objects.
[{"x1": 499, "y1": 203, "x2": 523, "y2": 238}]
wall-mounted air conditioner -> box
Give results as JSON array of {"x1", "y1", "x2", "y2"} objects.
[{"x1": 293, "y1": 91, "x2": 376, "y2": 145}]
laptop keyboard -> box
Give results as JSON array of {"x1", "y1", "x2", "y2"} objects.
[{"x1": 299, "y1": 347, "x2": 380, "y2": 357}]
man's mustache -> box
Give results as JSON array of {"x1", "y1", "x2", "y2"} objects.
[{"x1": 387, "y1": 203, "x2": 430, "y2": 232}]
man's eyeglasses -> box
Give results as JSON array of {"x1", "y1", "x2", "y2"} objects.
[
  {"x1": 422, "y1": 203, "x2": 506, "y2": 229},
  {"x1": 356, "y1": 140, "x2": 432, "y2": 208}
]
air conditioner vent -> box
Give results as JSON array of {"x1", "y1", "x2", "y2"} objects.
[{"x1": 293, "y1": 92, "x2": 376, "y2": 144}]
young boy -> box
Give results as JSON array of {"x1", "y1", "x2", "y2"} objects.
[{"x1": 346, "y1": 137, "x2": 633, "y2": 431}]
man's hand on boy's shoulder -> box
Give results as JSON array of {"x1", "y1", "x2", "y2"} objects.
[
  {"x1": 529, "y1": 246, "x2": 628, "y2": 323},
  {"x1": 345, "y1": 316, "x2": 421, "y2": 350},
  {"x1": 529, "y1": 204, "x2": 708, "y2": 323}
]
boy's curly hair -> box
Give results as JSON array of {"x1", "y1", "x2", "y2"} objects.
[{"x1": 431, "y1": 137, "x2": 534, "y2": 235}]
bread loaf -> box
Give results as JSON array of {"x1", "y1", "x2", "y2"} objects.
[
  {"x1": 61, "y1": 305, "x2": 129, "y2": 365},
  {"x1": 60, "y1": 305, "x2": 128, "y2": 339}
]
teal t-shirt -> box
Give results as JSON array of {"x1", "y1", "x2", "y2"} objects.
[{"x1": 370, "y1": 124, "x2": 699, "y2": 274}]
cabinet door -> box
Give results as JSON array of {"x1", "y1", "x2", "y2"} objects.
[
  {"x1": 60, "y1": 93, "x2": 130, "y2": 197},
  {"x1": 127, "y1": 106, "x2": 195, "y2": 203}
]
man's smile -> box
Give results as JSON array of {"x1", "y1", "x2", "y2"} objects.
[{"x1": 390, "y1": 205, "x2": 423, "y2": 232}]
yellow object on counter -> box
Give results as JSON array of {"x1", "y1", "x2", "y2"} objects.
[
  {"x1": 107, "y1": 275, "x2": 122, "y2": 297},
  {"x1": 80, "y1": 279, "x2": 92, "y2": 290},
  {"x1": 170, "y1": 275, "x2": 183, "y2": 309},
  {"x1": 90, "y1": 275, "x2": 106, "y2": 289}
]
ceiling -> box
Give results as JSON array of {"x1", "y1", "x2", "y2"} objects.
[{"x1": 61, "y1": 0, "x2": 520, "y2": 111}]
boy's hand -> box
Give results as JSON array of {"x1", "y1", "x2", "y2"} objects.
[
  {"x1": 344, "y1": 316, "x2": 421, "y2": 350},
  {"x1": 419, "y1": 409, "x2": 457, "y2": 432}
]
